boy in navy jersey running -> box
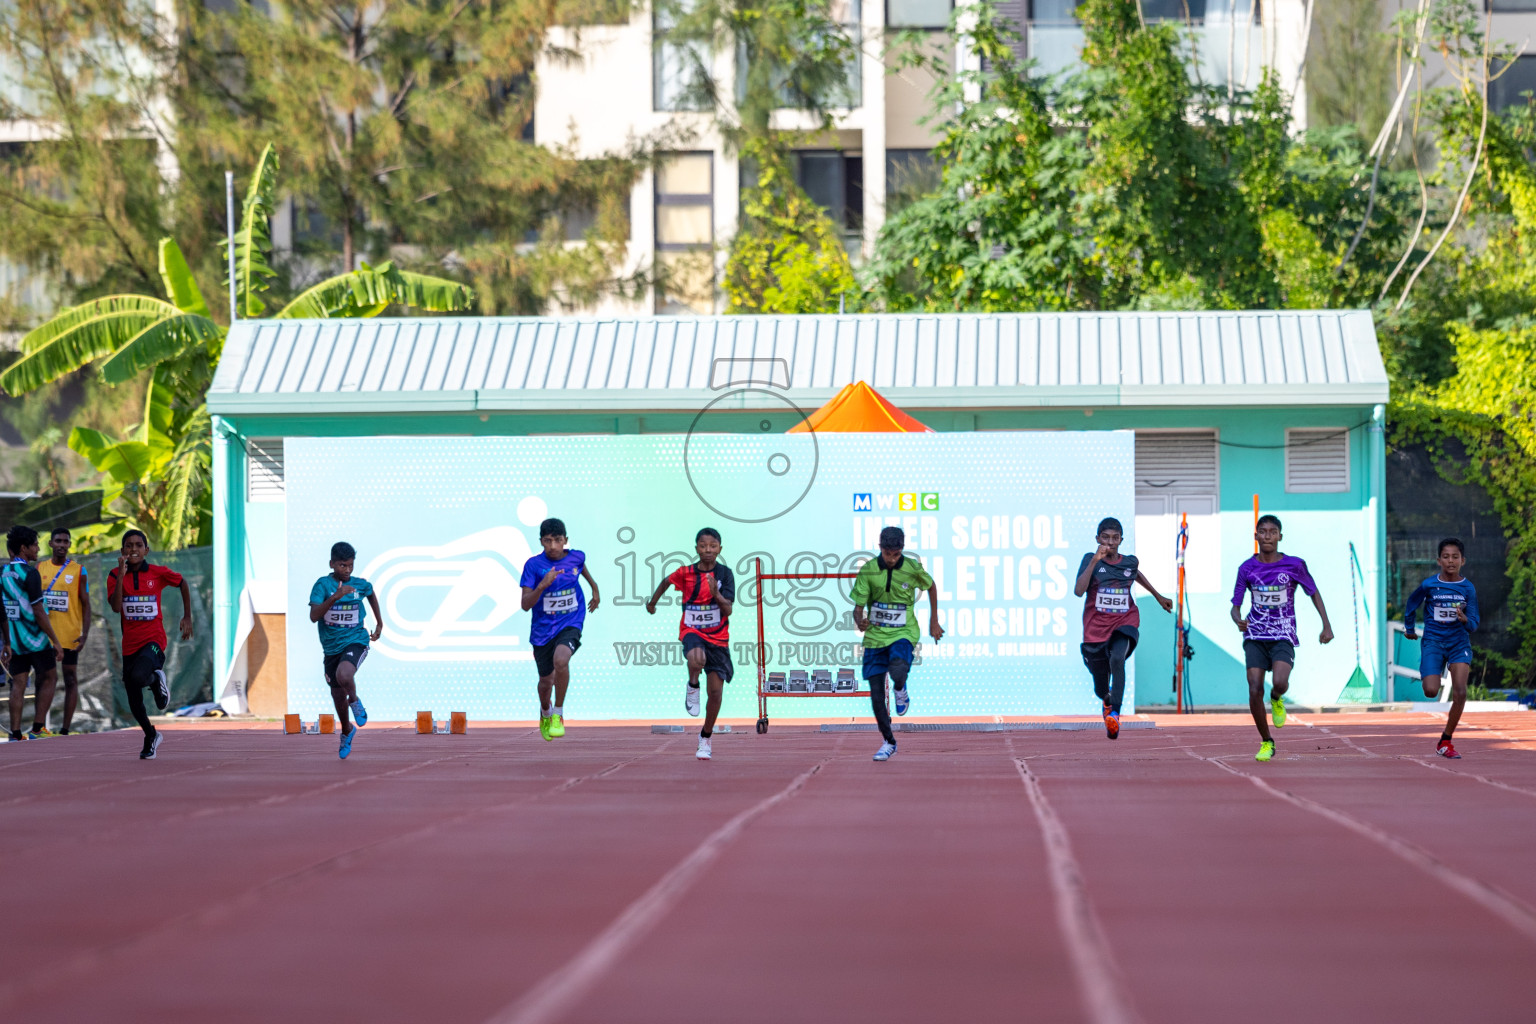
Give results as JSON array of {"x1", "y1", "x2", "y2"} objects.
[
  {"x1": 309, "y1": 542, "x2": 383, "y2": 759},
  {"x1": 1074, "y1": 517, "x2": 1172, "y2": 740},
  {"x1": 1403, "y1": 538, "x2": 1480, "y2": 759},
  {"x1": 519, "y1": 518, "x2": 600, "y2": 740},
  {"x1": 646, "y1": 528, "x2": 734, "y2": 761}
]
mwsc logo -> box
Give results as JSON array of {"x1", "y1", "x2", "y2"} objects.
[{"x1": 852, "y1": 492, "x2": 940, "y2": 512}]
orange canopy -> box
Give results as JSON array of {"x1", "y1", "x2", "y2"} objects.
[{"x1": 787, "y1": 381, "x2": 934, "y2": 433}]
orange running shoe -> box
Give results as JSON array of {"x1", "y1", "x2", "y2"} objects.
[{"x1": 1102, "y1": 703, "x2": 1120, "y2": 740}]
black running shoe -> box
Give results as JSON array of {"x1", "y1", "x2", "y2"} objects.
[
  {"x1": 152, "y1": 669, "x2": 170, "y2": 712},
  {"x1": 140, "y1": 732, "x2": 163, "y2": 760}
]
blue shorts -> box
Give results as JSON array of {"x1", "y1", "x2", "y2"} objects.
[
  {"x1": 1420, "y1": 642, "x2": 1472, "y2": 679},
  {"x1": 862, "y1": 639, "x2": 914, "y2": 679}
]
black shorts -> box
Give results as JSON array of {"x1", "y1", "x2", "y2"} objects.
[
  {"x1": 682, "y1": 633, "x2": 734, "y2": 684},
  {"x1": 533, "y1": 626, "x2": 582, "y2": 678},
  {"x1": 1080, "y1": 625, "x2": 1140, "y2": 664},
  {"x1": 7, "y1": 646, "x2": 57, "y2": 680},
  {"x1": 1244, "y1": 639, "x2": 1296, "y2": 672},
  {"x1": 323, "y1": 644, "x2": 368, "y2": 685},
  {"x1": 61, "y1": 647, "x2": 79, "y2": 668},
  {"x1": 123, "y1": 644, "x2": 164, "y2": 690}
]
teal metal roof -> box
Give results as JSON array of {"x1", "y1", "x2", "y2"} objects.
[{"x1": 208, "y1": 311, "x2": 1388, "y2": 415}]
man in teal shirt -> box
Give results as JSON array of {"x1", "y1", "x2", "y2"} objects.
[{"x1": 850, "y1": 526, "x2": 944, "y2": 762}]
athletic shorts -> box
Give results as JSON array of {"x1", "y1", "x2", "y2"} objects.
[
  {"x1": 1244, "y1": 638, "x2": 1295, "y2": 672},
  {"x1": 682, "y1": 633, "x2": 734, "y2": 683},
  {"x1": 61, "y1": 648, "x2": 79, "y2": 668},
  {"x1": 533, "y1": 626, "x2": 582, "y2": 678},
  {"x1": 1420, "y1": 642, "x2": 1472, "y2": 679},
  {"x1": 1080, "y1": 625, "x2": 1139, "y2": 664},
  {"x1": 123, "y1": 644, "x2": 164, "y2": 690},
  {"x1": 7, "y1": 647, "x2": 56, "y2": 679},
  {"x1": 323, "y1": 644, "x2": 368, "y2": 685},
  {"x1": 862, "y1": 638, "x2": 914, "y2": 679}
]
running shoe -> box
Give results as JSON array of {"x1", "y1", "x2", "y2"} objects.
[
  {"x1": 873, "y1": 742, "x2": 897, "y2": 762},
  {"x1": 1270, "y1": 698, "x2": 1287, "y2": 728},
  {"x1": 27, "y1": 727, "x2": 56, "y2": 739},
  {"x1": 350, "y1": 699, "x2": 368, "y2": 727},
  {"x1": 548, "y1": 713, "x2": 565, "y2": 739},
  {"x1": 151, "y1": 669, "x2": 170, "y2": 712},
  {"x1": 685, "y1": 683, "x2": 701, "y2": 717},
  {"x1": 1104, "y1": 707, "x2": 1120, "y2": 741},
  {"x1": 1436, "y1": 739, "x2": 1461, "y2": 759},
  {"x1": 339, "y1": 726, "x2": 355, "y2": 759},
  {"x1": 539, "y1": 714, "x2": 552, "y2": 741},
  {"x1": 1255, "y1": 739, "x2": 1275, "y2": 763},
  {"x1": 8, "y1": 731, "x2": 21, "y2": 742},
  {"x1": 140, "y1": 732, "x2": 163, "y2": 760},
  {"x1": 894, "y1": 687, "x2": 910, "y2": 717},
  {"x1": 696, "y1": 736, "x2": 712, "y2": 760}
]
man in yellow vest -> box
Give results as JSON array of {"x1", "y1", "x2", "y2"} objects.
[{"x1": 42, "y1": 527, "x2": 90, "y2": 735}]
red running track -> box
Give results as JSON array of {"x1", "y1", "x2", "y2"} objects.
[{"x1": 2, "y1": 713, "x2": 1534, "y2": 1023}]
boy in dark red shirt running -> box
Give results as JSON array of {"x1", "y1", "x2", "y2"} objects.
[
  {"x1": 1074, "y1": 517, "x2": 1172, "y2": 739},
  {"x1": 646, "y1": 528, "x2": 734, "y2": 761},
  {"x1": 106, "y1": 530, "x2": 193, "y2": 759}
]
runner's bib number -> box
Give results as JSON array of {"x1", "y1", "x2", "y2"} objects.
[
  {"x1": 2, "y1": 599, "x2": 20, "y2": 619},
  {"x1": 44, "y1": 591, "x2": 69, "y2": 613},
  {"x1": 1252, "y1": 585, "x2": 1287, "y2": 608},
  {"x1": 871, "y1": 602, "x2": 908, "y2": 627},
  {"x1": 1094, "y1": 587, "x2": 1131, "y2": 614},
  {"x1": 684, "y1": 603, "x2": 720, "y2": 629},
  {"x1": 543, "y1": 588, "x2": 578, "y2": 615},
  {"x1": 1432, "y1": 603, "x2": 1463, "y2": 623},
  {"x1": 123, "y1": 595, "x2": 159, "y2": 621},
  {"x1": 325, "y1": 605, "x2": 360, "y2": 626}
]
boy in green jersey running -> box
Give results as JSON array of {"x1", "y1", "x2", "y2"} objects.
[{"x1": 850, "y1": 526, "x2": 944, "y2": 762}]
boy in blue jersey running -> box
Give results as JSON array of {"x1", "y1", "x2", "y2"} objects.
[
  {"x1": 2, "y1": 525, "x2": 65, "y2": 741},
  {"x1": 1403, "y1": 538, "x2": 1480, "y2": 759},
  {"x1": 308, "y1": 542, "x2": 383, "y2": 759},
  {"x1": 520, "y1": 518, "x2": 600, "y2": 740}
]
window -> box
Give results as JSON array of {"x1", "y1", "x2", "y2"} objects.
[
  {"x1": 1489, "y1": 2, "x2": 1536, "y2": 11},
  {"x1": 1492, "y1": 56, "x2": 1536, "y2": 111},
  {"x1": 655, "y1": 153, "x2": 714, "y2": 314},
  {"x1": 796, "y1": 151, "x2": 863, "y2": 251},
  {"x1": 654, "y1": 1, "x2": 710, "y2": 111},
  {"x1": 1134, "y1": 431, "x2": 1218, "y2": 515},
  {"x1": 247, "y1": 439, "x2": 285, "y2": 501},
  {"x1": 886, "y1": 149, "x2": 940, "y2": 215},
  {"x1": 1285, "y1": 428, "x2": 1350, "y2": 493},
  {"x1": 1026, "y1": 0, "x2": 1259, "y2": 26},
  {"x1": 888, "y1": 0, "x2": 952, "y2": 29}
]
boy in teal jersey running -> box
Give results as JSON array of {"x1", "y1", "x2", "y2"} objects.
[
  {"x1": 308, "y1": 542, "x2": 383, "y2": 759},
  {"x1": 850, "y1": 525, "x2": 944, "y2": 762},
  {"x1": 2, "y1": 525, "x2": 65, "y2": 741}
]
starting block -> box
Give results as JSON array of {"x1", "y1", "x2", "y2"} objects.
[
  {"x1": 283, "y1": 714, "x2": 301, "y2": 734},
  {"x1": 416, "y1": 711, "x2": 433, "y2": 734},
  {"x1": 418, "y1": 711, "x2": 468, "y2": 734},
  {"x1": 319, "y1": 714, "x2": 335, "y2": 735},
  {"x1": 450, "y1": 711, "x2": 467, "y2": 734}
]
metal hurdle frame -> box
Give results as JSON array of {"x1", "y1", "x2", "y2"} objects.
[{"x1": 753, "y1": 557, "x2": 870, "y2": 734}]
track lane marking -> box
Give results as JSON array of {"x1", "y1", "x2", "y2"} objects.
[
  {"x1": 484, "y1": 756, "x2": 832, "y2": 1024},
  {"x1": 1182, "y1": 748, "x2": 1536, "y2": 946},
  {"x1": 1298, "y1": 719, "x2": 1536, "y2": 802},
  {"x1": 1008, "y1": 743, "x2": 1143, "y2": 1024}
]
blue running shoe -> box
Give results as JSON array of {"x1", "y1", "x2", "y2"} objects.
[
  {"x1": 894, "y1": 687, "x2": 910, "y2": 717},
  {"x1": 339, "y1": 726, "x2": 355, "y2": 759},
  {"x1": 350, "y1": 699, "x2": 368, "y2": 727}
]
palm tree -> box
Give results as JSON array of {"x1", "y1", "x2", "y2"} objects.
[{"x1": 0, "y1": 145, "x2": 475, "y2": 550}]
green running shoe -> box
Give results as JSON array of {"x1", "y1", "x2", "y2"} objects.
[
  {"x1": 548, "y1": 713, "x2": 565, "y2": 739},
  {"x1": 1255, "y1": 739, "x2": 1275, "y2": 762},
  {"x1": 539, "y1": 714, "x2": 552, "y2": 741},
  {"x1": 1270, "y1": 698, "x2": 1286, "y2": 728}
]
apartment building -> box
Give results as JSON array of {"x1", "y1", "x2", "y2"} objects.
[{"x1": 536, "y1": 0, "x2": 1316, "y2": 315}]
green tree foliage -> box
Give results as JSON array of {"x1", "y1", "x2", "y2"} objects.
[
  {"x1": 723, "y1": 140, "x2": 856, "y2": 313},
  {"x1": 866, "y1": 0, "x2": 1415, "y2": 313},
  {"x1": 1307, "y1": 0, "x2": 1396, "y2": 133},
  {"x1": 0, "y1": 148, "x2": 474, "y2": 552}
]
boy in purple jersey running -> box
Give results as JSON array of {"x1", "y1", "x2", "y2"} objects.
[{"x1": 1230, "y1": 515, "x2": 1334, "y2": 763}]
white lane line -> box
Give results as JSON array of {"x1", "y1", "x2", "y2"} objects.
[
  {"x1": 1185, "y1": 749, "x2": 1536, "y2": 945},
  {"x1": 1299, "y1": 719, "x2": 1536, "y2": 801},
  {"x1": 485, "y1": 758, "x2": 830, "y2": 1024},
  {"x1": 1011, "y1": 754, "x2": 1144, "y2": 1024}
]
